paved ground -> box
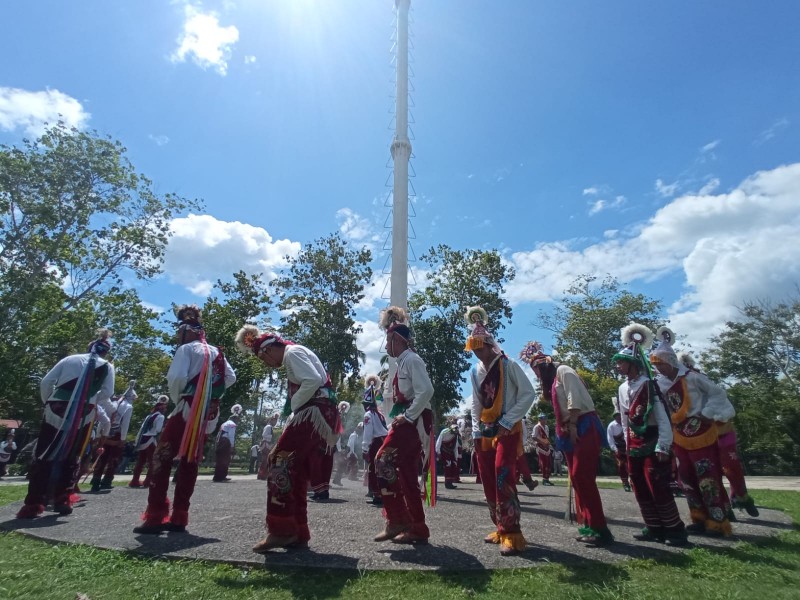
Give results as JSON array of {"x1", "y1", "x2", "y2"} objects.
[{"x1": 0, "y1": 474, "x2": 793, "y2": 571}]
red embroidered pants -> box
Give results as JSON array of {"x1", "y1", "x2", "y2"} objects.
[
  {"x1": 537, "y1": 448, "x2": 552, "y2": 480},
  {"x1": 674, "y1": 441, "x2": 732, "y2": 534},
  {"x1": 628, "y1": 454, "x2": 684, "y2": 533},
  {"x1": 309, "y1": 446, "x2": 334, "y2": 494},
  {"x1": 21, "y1": 420, "x2": 85, "y2": 510},
  {"x1": 130, "y1": 445, "x2": 156, "y2": 486},
  {"x1": 717, "y1": 430, "x2": 749, "y2": 501},
  {"x1": 564, "y1": 424, "x2": 607, "y2": 531},
  {"x1": 141, "y1": 412, "x2": 201, "y2": 527},
  {"x1": 516, "y1": 452, "x2": 533, "y2": 483},
  {"x1": 213, "y1": 437, "x2": 233, "y2": 481},
  {"x1": 375, "y1": 418, "x2": 430, "y2": 538},
  {"x1": 442, "y1": 448, "x2": 460, "y2": 484},
  {"x1": 92, "y1": 439, "x2": 123, "y2": 484},
  {"x1": 476, "y1": 433, "x2": 523, "y2": 535}
]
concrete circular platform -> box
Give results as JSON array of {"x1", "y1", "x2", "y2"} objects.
[{"x1": 0, "y1": 475, "x2": 792, "y2": 571}]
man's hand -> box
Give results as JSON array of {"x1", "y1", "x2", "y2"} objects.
[{"x1": 393, "y1": 414, "x2": 409, "y2": 427}]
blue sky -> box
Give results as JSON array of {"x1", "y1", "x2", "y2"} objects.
[{"x1": 2, "y1": 0, "x2": 799, "y2": 398}]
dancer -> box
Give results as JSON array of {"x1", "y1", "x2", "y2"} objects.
[
  {"x1": 0, "y1": 429, "x2": 17, "y2": 479},
  {"x1": 521, "y1": 341, "x2": 613, "y2": 546},
  {"x1": 436, "y1": 418, "x2": 461, "y2": 490},
  {"x1": 213, "y1": 404, "x2": 242, "y2": 482},
  {"x1": 235, "y1": 325, "x2": 339, "y2": 552},
  {"x1": 129, "y1": 395, "x2": 168, "y2": 488},
  {"x1": 678, "y1": 352, "x2": 759, "y2": 518},
  {"x1": 651, "y1": 327, "x2": 734, "y2": 537},
  {"x1": 257, "y1": 414, "x2": 278, "y2": 480},
  {"x1": 515, "y1": 418, "x2": 538, "y2": 491},
  {"x1": 134, "y1": 305, "x2": 236, "y2": 534},
  {"x1": 361, "y1": 375, "x2": 389, "y2": 505},
  {"x1": 532, "y1": 413, "x2": 554, "y2": 486},
  {"x1": 91, "y1": 379, "x2": 136, "y2": 492},
  {"x1": 310, "y1": 401, "x2": 349, "y2": 501},
  {"x1": 467, "y1": 307, "x2": 535, "y2": 556},
  {"x1": 606, "y1": 411, "x2": 632, "y2": 491},
  {"x1": 373, "y1": 306, "x2": 433, "y2": 545},
  {"x1": 18, "y1": 329, "x2": 116, "y2": 518},
  {"x1": 345, "y1": 423, "x2": 362, "y2": 480},
  {"x1": 614, "y1": 324, "x2": 687, "y2": 545}
]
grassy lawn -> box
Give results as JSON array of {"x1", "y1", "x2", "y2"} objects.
[{"x1": 0, "y1": 486, "x2": 798, "y2": 600}]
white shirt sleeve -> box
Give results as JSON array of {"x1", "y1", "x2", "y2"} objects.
[
  {"x1": 286, "y1": 350, "x2": 326, "y2": 412},
  {"x1": 403, "y1": 354, "x2": 434, "y2": 422},
  {"x1": 223, "y1": 356, "x2": 236, "y2": 390},
  {"x1": 607, "y1": 422, "x2": 617, "y2": 449},
  {"x1": 653, "y1": 396, "x2": 673, "y2": 453},
  {"x1": 435, "y1": 429, "x2": 445, "y2": 454},
  {"x1": 153, "y1": 414, "x2": 165, "y2": 435},
  {"x1": 347, "y1": 433, "x2": 357, "y2": 455},
  {"x1": 95, "y1": 404, "x2": 111, "y2": 437},
  {"x1": 362, "y1": 416, "x2": 374, "y2": 453},
  {"x1": 696, "y1": 373, "x2": 736, "y2": 422},
  {"x1": 167, "y1": 346, "x2": 190, "y2": 404},
  {"x1": 40, "y1": 361, "x2": 64, "y2": 403},
  {"x1": 498, "y1": 361, "x2": 536, "y2": 431},
  {"x1": 119, "y1": 403, "x2": 133, "y2": 440}
]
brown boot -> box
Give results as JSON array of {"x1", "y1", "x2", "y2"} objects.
[
  {"x1": 373, "y1": 525, "x2": 408, "y2": 542},
  {"x1": 391, "y1": 531, "x2": 429, "y2": 545},
  {"x1": 252, "y1": 534, "x2": 299, "y2": 554}
]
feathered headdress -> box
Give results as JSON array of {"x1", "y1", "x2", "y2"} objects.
[
  {"x1": 338, "y1": 401, "x2": 351, "y2": 414},
  {"x1": 88, "y1": 328, "x2": 113, "y2": 354},
  {"x1": 363, "y1": 375, "x2": 383, "y2": 406},
  {"x1": 650, "y1": 325, "x2": 679, "y2": 369},
  {"x1": 156, "y1": 394, "x2": 169, "y2": 405},
  {"x1": 231, "y1": 403, "x2": 243, "y2": 417},
  {"x1": 235, "y1": 325, "x2": 291, "y2": 356},
  {"x1": 519, "y1": 340, "x2": 551, "y2": 367},
  {"x1": 379, "y1": 305, "x2": 412, "y2": 339},
  {"x1": 464, "y1": 306, "x2": 492, "y2": 351},
  {"x1": 175, "y1": 304, "x2": 203, "y2": 327},
  {"x1": 613, "y1": 322, "x2": 654, "y2": 369},
  {"x1": 365, "y1": 374, "x2": 381, "y2": 389},
  {"x1": 677, "y1": 351, "x2": 696, "y2": 369}
]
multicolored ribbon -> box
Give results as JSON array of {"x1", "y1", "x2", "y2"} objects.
[
  {"x1": 425, "y1": 429, "x2": 437, "y2": 507},
  {"x1": 177, "y1": 342, "x2": 213, "y2": 463}
]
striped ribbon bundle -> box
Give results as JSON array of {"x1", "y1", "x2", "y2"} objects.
[{"x1": 178, "y1": 342, "x2": 213, "y2": 463}]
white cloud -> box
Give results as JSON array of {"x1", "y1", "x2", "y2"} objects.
[
  {"x1": 655, "y1": 178, "x2": 680, "y2": 198},
  {"x1": 0, "y1": 87, "x2": 89, "y2": 136},
  {"x1": 148, "y1": 134, "x2": 170, "y2": 146},
  {"x1": 336, "y1": 208, "x2": 377, "y2": 246},
  {"x1": 244, "y1": 55, "x2": 257, "y2": 64},
  {"x1": 508, "y1": 162, "x2": 800, "y2": 349},
  {"x1": 701, "y1": 140, "x2": 720, "y2": 153},
  {"x1": 163, "y1": 214, "x2": 301, "y2": 296},
  {"x1": 171, "y1": 5, "x2": 239, "y2": 76},
  {"x1": 754, "y1": 118, "x2": 790, "y2": 146},
  {"x1": 697, "y1": 177, "x2": 720, "y2": 195},
  {"x1": 582, "y1": 187, "x2": 599, "y2": 196},
  {"x1": 587, "y1": 195, "x2": 626, "y2": 216},
  {"x1": 356, "y1": 319, "x2": 386, "y2": 377}
]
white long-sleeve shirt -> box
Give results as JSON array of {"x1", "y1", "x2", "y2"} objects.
[
  {"x1": 261, "y1": 424, "x2": 274, "y2": 445},
  {"x1": 607, "y1": 420, "x2": 625, "y2": 450},
  {"x1": 135, "y1": 412, "x2": 165, "y2": 451},
  {"x1": 618, "y1": 375, "x2": 672, "y2": 454},
  {"x1": 362, "y1": 410, "x2": 388, "y2": 453},
  {"x1": 39, "y1": 353, "x2": 116, "y2": 430},
  {"x1": 471, "y1": 355, "x2": 536, "y2": 436},
  {"x1": 167, "y1": 340, "x2": 235, "y2": 434},
  {"x1": 283, "y1": 344, "x2": 330, "y2": 412},
  {"x1": 553, "y1": 365, "x2": 595, "y2": 419},
  {"x1": 661, "y1": 366, "x2": 736, "y2": 422},
  {"x1": 435, "y1": 427, "x2": 460, "y2": 457},
  {"x1": 218, "y1": 419, "x2": 237, "y2": 444},
  {"x1": 395, "y1": 348, "x2": 434, "y2": 423},
  {"x1": 347, "y1": 431, "x2": 360, "y2": 457},
  {"x1": 109, "y1": 398, "x2": 133, "y2": 440}
]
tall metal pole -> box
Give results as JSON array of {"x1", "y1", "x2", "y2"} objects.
[{"x1": 390, "y1": 0, "x2": 411, "y2": 311}]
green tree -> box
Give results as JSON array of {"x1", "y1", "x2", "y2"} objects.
[
  {"x1": 271, "y1": 233, "x2": 372, "y2": 390},
  {"x1": 408, "y1": 245, "x2": 515, "y2": 419},
  {"x1": 537, "y1": 275, "x2": 663, "y2": 378},
  {"x1": 0, "y1": 123, "x2": 198, "y2": 422},
  {"x1": 200, "y1": 271, "x2": 273, "y2": 420},
  {"x1": 703, "y1": 297, "x2": 800, "y2": 473}
]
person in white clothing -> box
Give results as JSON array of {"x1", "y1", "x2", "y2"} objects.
[
  {"x1": 361, "y1": 375, "x2": 389, "y2": 505},
  {"x1": 0, "y1": 429, "x2": 17, "y2": 478},
  {"x1": 343, "y1": 423, "x2": 363, "y2": 481},
  {"x1": 373, "y1": 306, "x2": 434, "y2": 545},
  {"x1": 18, "y1": 329, "x2": 116, "y2": 519},
  {"x1": 129, "y1": 395, "x2": 168, "y2": 488},
  {"x1": 257, "y1": 414, "x2": 278, "y2": 480},
  {"x1": 236, "y1": 325, "x2": 339, "y2": 553},
  {"x1": 606, "y1": 411, "x2": 631, "y2": 491},
  {"x1": 135, "y1": 305, "x2": 235, "y2": 534},
  {"x1": 91, "y1": 379, "x2": 136, "y2": 492},
  {"x1": 214, "y1": 404, "x2": 242, "y2": 482},
  {"x1": 532, "y1": 414, "x2": 553, "y2": 485},
  {"x1": 436, "y1": 419, "x2": 461, "y2": 489},
  {"x1": 467, "y1": 306, "x2": 535, "y2": 556}
]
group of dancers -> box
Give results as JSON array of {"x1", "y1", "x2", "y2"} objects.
[{"x1": 16, "y1": 302, "x2": 758, "y2": 557}]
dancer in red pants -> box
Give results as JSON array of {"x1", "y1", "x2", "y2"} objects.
[
  {"x1": 436, "y1": 419, "x2": 461, "y2": 489},
  {"x1": 236, "y1": 325, "x2": 340, "y2": 553},
  {"x1": 134, "y1": 305, "x2": 236, "y2": 534},
  {"x1": 361, "y1": 375, "x2": 388, "y2": 505},
  {"x1": 373, "y1": 306, "x2": 434, "y2": 545},
  {"x1": 522, "y1": 340, "x2": 614, "y2": 546},
  {"x1": 467, "y1": 306, "x2": 535, "y2": 556},
  {"x1": 532, "y1": 414, "x2": 553, "y2": 486},
  {"x1": 129, "y1": 396, "x2": 168, "y2": 488}
]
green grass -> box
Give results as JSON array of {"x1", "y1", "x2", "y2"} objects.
[{"x1": 1, "y1": 487, "x2": 798, "y2": 600}]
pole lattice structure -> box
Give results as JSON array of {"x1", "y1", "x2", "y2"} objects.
[{"x1": 390, "y1": 0, "x2": 411, "y2": 311}]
